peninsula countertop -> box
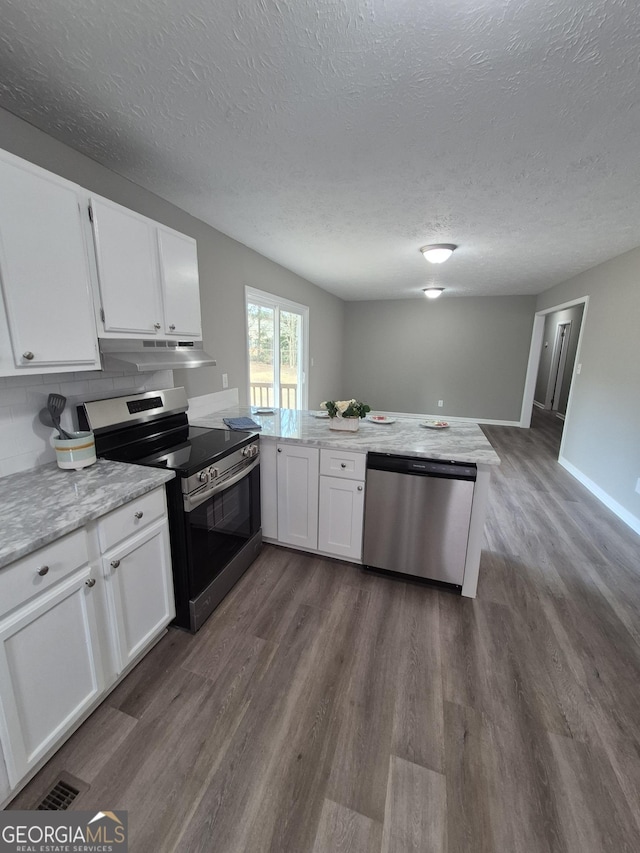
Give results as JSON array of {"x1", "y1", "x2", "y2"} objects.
[
  {"x1": 0, "y1": 460, "x2": 175, "y2": 569},
  {"x1": 190, "y1": 407, "x2": 501, "y2": 467}
]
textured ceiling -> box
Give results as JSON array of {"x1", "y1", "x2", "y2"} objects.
[{"x1": 1, "y1": 0, "x2": 640, "y2": 300}]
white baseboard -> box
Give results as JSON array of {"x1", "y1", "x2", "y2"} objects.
[
  {"x1": 559, "y1": 456, "x2": 640, "y2": 536},
  {"x1": 446, "y1": 416, "x2": 521, "y2": 426},
  {"x1": 532, "y1": 400, "x2": 545, "y2": 409}
]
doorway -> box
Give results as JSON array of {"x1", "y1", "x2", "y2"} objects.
[
  {"x1": 532, "y1": 303, "x2": 585, "y2": 421},
  {"x1": 520, "y1": 296, "x2": 588, "y2": 459}
]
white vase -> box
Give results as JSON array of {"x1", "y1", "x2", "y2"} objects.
[{"x1": 329, "y1": 416, "x2": 360, "y2": 432}]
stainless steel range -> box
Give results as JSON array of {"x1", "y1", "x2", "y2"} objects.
[{"x1": 78, "y1": 387, "x2": 262, "y2": 632}]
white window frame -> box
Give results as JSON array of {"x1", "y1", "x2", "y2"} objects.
[{"x1": 245, "y1": 286, "x2": 309, "y2": 410}]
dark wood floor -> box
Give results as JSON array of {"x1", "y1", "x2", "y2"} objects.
[{"x1": 10, "y1": 409, "x2": 640, "y2": 852}]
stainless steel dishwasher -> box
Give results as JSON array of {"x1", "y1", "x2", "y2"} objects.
[{"x1": 362, "y1": 453, "x2": 476, "y2": 586}]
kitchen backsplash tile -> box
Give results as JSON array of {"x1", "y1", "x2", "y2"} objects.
[{"x1": 0, "y1": 369, "x2": 174, "y2": 476}]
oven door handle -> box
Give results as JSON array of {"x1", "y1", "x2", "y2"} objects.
[{"x1": 183, "y1": 456, "x2": 260, "y2": 513}]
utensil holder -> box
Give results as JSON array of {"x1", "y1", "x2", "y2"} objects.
[{"x1": 53, "y1": 431, "x2": 96, "y2": 470}]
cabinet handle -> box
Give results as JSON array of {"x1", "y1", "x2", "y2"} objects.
[
  {"x1": 340, "y1": 463, "x2": 347, "y2": 469},
  {"x1": 22, "y1": 351, "x2": 35, "y2": 361},
  {"x1": 134, "y1": 511, "x2": 144, "y2": 519},
  {"x1": 110, "y1": 559, "x2": 120, "y2": 569},
  {"x1": 169, "y1": 324, "x2": 176, "y2": 331},
  {"x1": 85, "y1": 578, "x2": 96, "y2": 588},
  {"x1": 36, "y1": 565, "x2": 49, "y2": 576},
  {"x1": 154, "y1": 322, "x2": 161, "y2": 330},
  {"x1": 357, "y1": 485, "x2": 363, "y2": 491}
]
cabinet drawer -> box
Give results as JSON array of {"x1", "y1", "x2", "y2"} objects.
[
  {"x1": 98, "y1": 487, "x2": 166, "y2": 552},
  {"x1": 0, "y1": 529, "x2": 89, "y2": 619},
  {"x1": 320, "y1": 449, "x2": 366, "y2": 481}
]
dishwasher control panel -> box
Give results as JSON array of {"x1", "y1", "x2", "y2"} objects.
[{"x1": 367, "y1": 452, "x2": 476, "y2": 481}]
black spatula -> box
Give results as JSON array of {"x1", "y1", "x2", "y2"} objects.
[{"x1": 47, "y1": 393, "x2": 74, "y2": 440}]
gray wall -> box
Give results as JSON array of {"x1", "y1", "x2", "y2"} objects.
[
  {"x1": 0, "y1": 108, "x2": 345, "y2": 408},
  {"x1": 343, "y1": 296, "x2": 536, "y2": 421},
  {"x1": 537, "y1": 249, "x2": 640, "y2": 524},
  {"x1": 534, "y1": 303, "x2": 584, "y2": 413}
]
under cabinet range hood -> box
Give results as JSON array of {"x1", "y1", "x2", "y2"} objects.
[{"x1": 98, "y1": 339, "x2": 216, "y2": 372}]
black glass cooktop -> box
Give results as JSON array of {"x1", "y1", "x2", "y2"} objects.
[
  {"x1": 136, "y1": 426, "x2": 255, "y2": 475},
  {"x1": 98, "y1": 422, "x2": 255, "y2": 476}
]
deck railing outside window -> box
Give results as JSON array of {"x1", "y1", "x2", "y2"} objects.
[{"x1": 250, "y1": 383, "x2": 298, "y2": 409}]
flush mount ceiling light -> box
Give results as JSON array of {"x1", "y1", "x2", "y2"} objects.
[
  {"x1": 422, "y1": 287, "x2": 445, "y2": 299},
  {"x1": 419, "y1": 244, "x2": 457, "y2": 264}
]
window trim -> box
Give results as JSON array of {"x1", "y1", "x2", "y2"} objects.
[{"x1": 244, "y1": 286, "x2": 309, "y2": 410}]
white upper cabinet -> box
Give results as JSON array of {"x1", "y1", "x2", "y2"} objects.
[
  {"x1": 0, "y1": 151, "x2": 99, "y2": 375},
  {"x1": 90, "y1": 196, "x2": 164, "y2": 336},
  {"x1": 157, "y1": 226, "x2": 202, "y2": 337},
  {"x1": 91, "y1": 196, "x2": 202, "y2": 340}
]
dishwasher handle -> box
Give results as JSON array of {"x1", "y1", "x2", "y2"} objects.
[{"x1": 366, "y1": 452, "x2": 476, "y2": 481}]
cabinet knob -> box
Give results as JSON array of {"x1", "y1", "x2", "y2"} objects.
[
  {"x1": 110, "y1": 559, "x2": 120, "y2": 569},
  {"x1": 154, "y1": 322, "x2": 161, "y2": 330},
  {"x1": 340, "y1": 462, "x2": 347, "y2": 469},
  {"x1": 85, "y1": 578, "x2": 96, "y2": 588},
  {"x1": 22, "y1": 351, "x2": 35, "y2": 361},
  {"x1": 134, "y1": 511, "x2": 144, "y2": 519},
  {"x1": 169, "y1": 324, "x2": 176, "y2": 331},
  {"x1": 36, "y1": 565, "x2": 49, "y2": 576},
  {"x1": 357, "y1": 485, "x2": 363, "y2": 491},
  {"x1": 277, "y1": 447, "x2": 282, "y2": 452}
]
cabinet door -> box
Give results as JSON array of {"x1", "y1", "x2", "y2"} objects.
[
  {"x1": 0, "y1": 740, "x2": 9, "y2": 805},
  {"x1": 277, "y1": 444, "x2": 319, "y2": 550},
  {"x1": 102, "y1": 519, "x2": 174, "y2": 674},
  {"x1": 0, "y1": 566, "x2": 104, "y2": 786},
  {"x1": 318, "y1": 476, "x2": 365, "y2": 561},
  {"x1": 90, "y1": 196, "x2": 163, "y2": 335},
  {"x1": 0, "y1": 154, "x2": 98, "y2": 372},
  {"x1": 157, "y1": 226, "x2": 202, "y2": 337}
]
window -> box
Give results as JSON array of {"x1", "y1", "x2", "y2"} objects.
[{"x1": 245, "y1": 287, "x2": 309, "y2": 410}]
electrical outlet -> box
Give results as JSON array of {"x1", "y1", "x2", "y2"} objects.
[
  {"x1": 438, "y1": 400, "x2": 444, "y2": 407},
  {"x1": 576, "y1": 363, "x2": 582, "y2": 374},
  {"x1": 222, "y1": 373, "x2": 228, "y2": 389},
  {"x1": 635, "y1": 478, "x2": 640, "y2": 495}
]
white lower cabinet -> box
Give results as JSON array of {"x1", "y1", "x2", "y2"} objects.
[
  {"x1": 101, "y1": 519, "x2": 174, "y2": 674},
  {"x1": 318, "y1": 476, "x2": 365, "y2": 561},
  {"x1": 268, "y1": 443, "x2": 366, "y2": 563},
  {"x1": 277, "y1": 444, "x2": 319, "y2": 550},
  {"x1": 260, "y1": 441, "x2": 278, "y2": 540},
  {"x1": 0, "y1": 564, "x2": 105, "y2": 786},
  {"x1": 0, "y1": 742, "x2": 9, "y2": 803},
  {"x1": 0, "y1": 485, "x2": 174, "y2": 802}
]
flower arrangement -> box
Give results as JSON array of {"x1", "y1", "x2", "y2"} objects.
[{"x1": 320, "y1": 399, "x2": 371, "y2": 419}]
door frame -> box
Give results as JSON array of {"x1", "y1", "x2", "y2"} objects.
[
  {"x1": 546, "y1": 320, "x2": 572, "y2": 411},
  {"x1": 519, "y1": 296, "x2": 589, "y2": 458},
  {"x1": 244, "y1": 286, "x2": 310, "y2": 410}
]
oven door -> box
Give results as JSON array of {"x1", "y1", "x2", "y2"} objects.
[{"x1": 184, "y1": 458, "x2": 261, "y2": 597}]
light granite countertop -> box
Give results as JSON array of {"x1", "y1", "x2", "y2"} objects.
[
  {"x1": 0, "y1": 460, "x2": 175, "y2": 569},
  {"x1": 191, "y1": 407, "x2": 501, "y2": 467}
]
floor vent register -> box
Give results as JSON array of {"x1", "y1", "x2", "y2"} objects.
[{"x1": 37, "y1": 777, "x2": 82, "y2": 810}]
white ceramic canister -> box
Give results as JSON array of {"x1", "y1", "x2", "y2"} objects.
[{"x1": 53, "y1": 431, "x2": 96, "y2": 470}]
